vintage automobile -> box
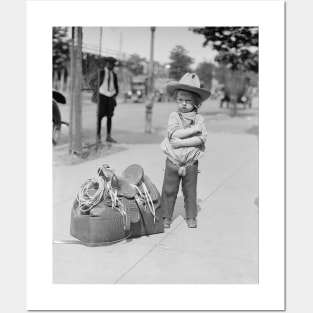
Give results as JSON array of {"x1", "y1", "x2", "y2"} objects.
[{"x1": 124, "y1": 75, "x2": 148, "y2": 103}]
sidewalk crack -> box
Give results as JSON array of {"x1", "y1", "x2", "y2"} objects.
[
  {"x1": 114, "y1": 219, "x2": 185, "y2": 283},
  {"x1": 200, "y1": 152, "x2": 257, "y2": 204}
]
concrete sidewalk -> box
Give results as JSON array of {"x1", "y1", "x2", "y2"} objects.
[{"x1": 53, "y1": 129, "x2": 258, "y2": 283}]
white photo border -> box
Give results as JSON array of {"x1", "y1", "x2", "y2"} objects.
[{"x1": 27, "y1": 0, "x2": 285, "y2": 310}]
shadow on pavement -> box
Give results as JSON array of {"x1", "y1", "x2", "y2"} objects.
[
  {"x1": 172, "y1": 196, "x2": 202, "y2": 221},
  {"x1": 246, "y1": 125, "x2": 259, "y2": 136}
]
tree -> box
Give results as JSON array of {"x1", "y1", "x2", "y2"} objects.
[
  {"x1": 125, "y1": 53, "x2": 146, "y2": 76},
  {"x1": 53, "y1": 27, "x2": 71, "y2": 90},
  {"x1": 53, "y1": 27, "x2": 70, "y2": 73},
  {"x1": 195, "y1": 62, "x2": 216, "y2": 89},
  {"x1": 192, "y1": 27, "x2": 258, "y2": 73},
  {"x1": 214, "y1": 64, "x2": 230, "y2": 85},
  {"x1": 169, "y1": 45, "x2": 194, "y2": 80}
]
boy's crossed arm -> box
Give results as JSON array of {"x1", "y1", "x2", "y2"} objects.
[
  {"x1": 170, "y1": 124, "x2": 203, "y2": 148},
  {"x1": 171, "y1": 136, "x2": 202, "y2": 148},
  {"x1": 171, "y1": 124, "x2": 202, "y2": 139}
]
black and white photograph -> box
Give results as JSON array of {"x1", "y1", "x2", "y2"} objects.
[
  {"x1": 27, "y1": 1, "x2": 285, "y2": 310},
  {"x1": 53, "y1": 25, "x2": 259, "y2": 285}
]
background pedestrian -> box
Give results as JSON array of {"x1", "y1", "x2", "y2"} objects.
[{"x1": 95, "y1": 56, "x2": 119, "y2": 143}]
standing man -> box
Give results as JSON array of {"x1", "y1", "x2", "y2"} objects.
[{"x1": 96, "y1": 56, "x2": 119, "y2": 143}]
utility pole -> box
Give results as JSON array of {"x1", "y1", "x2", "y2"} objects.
[
  {"x1": 119, "y1": 31, "x2": 123, "y2": 59},
  {"x1": 99, "y1": 27, "x2": 103, "y2": 57},
  {"x1": 69, "y1": 27, "x2": 83, "y2": 155},
  {"x1": 145, "y1": 27, "x2": 156, "y2": 133}
]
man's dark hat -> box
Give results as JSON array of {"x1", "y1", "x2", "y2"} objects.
[{"x1": 105, "y1": 56, "x2": 118, "y2": 65}]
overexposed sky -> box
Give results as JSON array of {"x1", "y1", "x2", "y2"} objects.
[{"x1": 80, "y1": 27, "x2": 217, "y2": 68}]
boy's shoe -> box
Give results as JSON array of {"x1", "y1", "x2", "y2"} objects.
[
  {"x1": 187, "y1": 218, "x2": 197, "y2": 228},
  {"x1": 163, "y1": 218, "x2": 171, "y2": 228}
]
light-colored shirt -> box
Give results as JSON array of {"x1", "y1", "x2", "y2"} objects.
[
  {"x1": 99, "y1": 68, "x2": 116, "y2": 97},
  {"x1": 160, "y1": 111, "x2": 207, "y2": 165}
]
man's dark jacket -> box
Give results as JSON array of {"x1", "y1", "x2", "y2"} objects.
[{"x1": 90, "y1": 69, "x2": 119, "y2": 103}]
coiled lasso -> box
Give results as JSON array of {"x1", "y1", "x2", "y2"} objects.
[{"x1": 76, "y1": 176, "x2": 105, "y2": 214}]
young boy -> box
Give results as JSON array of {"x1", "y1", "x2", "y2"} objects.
[{"x1": 160, "y1": 73, "x2": 211, "y2": 228}]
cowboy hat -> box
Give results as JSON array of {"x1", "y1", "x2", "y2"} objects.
[{"x1": 166, "y1": 73, "x2": 211, "y2": 102}]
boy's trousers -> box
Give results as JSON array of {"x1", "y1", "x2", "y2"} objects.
[{"x1": 161, "y1": 158, "x2": 198, "y2": 219}]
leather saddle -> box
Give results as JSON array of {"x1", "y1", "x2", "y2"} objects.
[
  {"x1": 97, "y1": 163, "x2": 158, "y2": 200},
  {"x1": 71, "y1": 163, "x2": 163, "y2": 245},
  {"x1": 91, "y1": 163, "x2": 160, "y2": 226}
]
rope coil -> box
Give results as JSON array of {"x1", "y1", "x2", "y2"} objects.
[
  {"x1": 76, "y1": 163, "x2": 155, "y2": 227},
  {"x1": 76, "y1": 176, "x2": 105, "y2": 213}
]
